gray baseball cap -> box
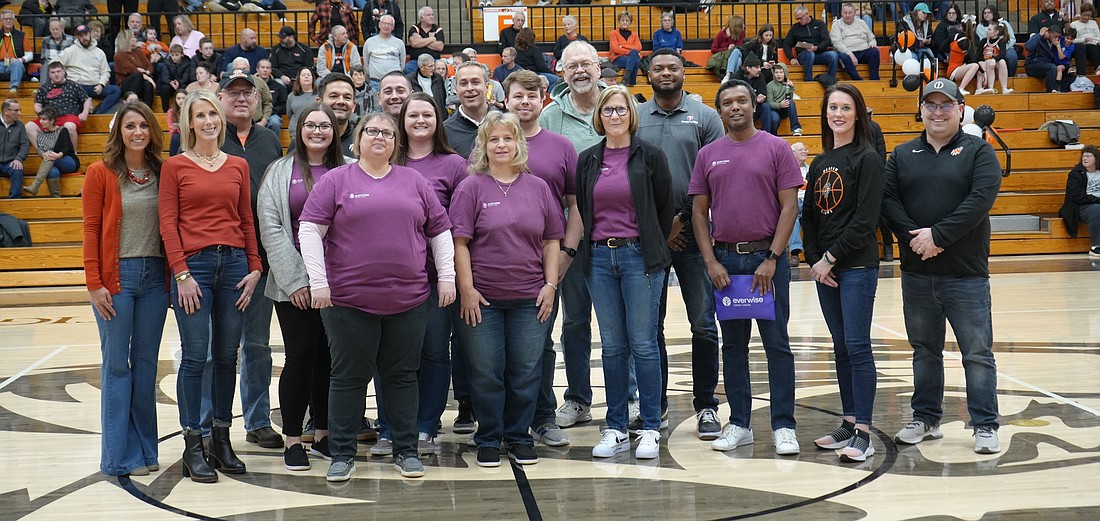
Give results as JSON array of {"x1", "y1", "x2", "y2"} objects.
[{"x1": 922, "y1": 78, "x2": 964, "y2": 103}]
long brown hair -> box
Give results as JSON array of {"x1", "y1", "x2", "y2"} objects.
[
  {"x1": 395, "y1": 91, "x2": 456, "y2": 165},
  {"x1": 103, "y1": 101, "x2": 164, "y2": 178},
  {"x1": 820, "y1": 83, "x2": 872, "y2": 152},
  {"x1": 727, "y1": 15, "x2": 745, "y2": 41},
  {"x1": 293, "y1": 102, "x2": 344, "y2": 193}
]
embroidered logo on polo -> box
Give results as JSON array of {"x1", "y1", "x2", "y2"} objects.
[
  {"x1": 711, "y1": 159, "x2": 730, "y2": 167},
  {"x1": 950, "y1": 146, "x2": 964, "y2": 156},
  {"x1": 483, "y1": 201, "x2": 502, "y2": 208},
  {"x1": 814, "y1": 166, "x2": 844, "y2": 215}
]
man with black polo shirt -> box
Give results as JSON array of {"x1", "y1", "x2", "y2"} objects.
[
  {"x1": 883, "y1": 79, "x2": 1003, "y2": 455},
  {"x1": 270, "y1": 26, "x2": 313, "y2": 88},
  {"x1": 406, "y1": 6, "x2": 444, "y2": 75}
]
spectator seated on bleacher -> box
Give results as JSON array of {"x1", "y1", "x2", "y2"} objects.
[
  {"x1": 57, "y1": 24, "x2": 119, "y2": 114},
  {"x1": 18, "y1": 0, "x2": 53, "y2": 37},
  {"x1": 270, "y1": 25, "x2": 313, "y2": 88},
  {"x1": 25, "y1": 105, "x2": 77, "y2": 198},
  {"x1": 363, "y1": 14, "x2": 405, "y2": 91},
  {"x1": 1027, "y1": 25, "x2": 1076, "y2": 92},
  {"x1": 27, "y1": 61, "x2": 89, "y2": 151},
  {"x1": 0, "y1": 98, "x2": 29, "y2": 199},
  {"x1": 223, "y1": 29, "x2": 266, "y2": 75},
  {"x1": 514, "y1": 27, "x2": 559, "y2": 93},
  {"x1": 407, "y1": 54, "x2": 446, "y2": 116},
  {"x1": 1059, "y1": 144, "x2": 1100, "y2": 257},
  {"x1": 830, "y1": 2, "x2": 880, "y2": 80},
  {"x1": 899, "y1": 3, "x2": 934, "y2": 57},
  {"x1": 317, "y1": 25, "x2": 361, "y2": 80},
  {"x1": 310, "y1": 0, "x2": 358, "y2": 47},
  {"x1": 139, "y1": 26, "x2": 169, "y2": 61},
  {"x1": 186, "y1": 62, "x2": 219, "y2": 94},
  {"x1": 113, "y1": 30, "x2": 157, "y2": 107},
  {"x1": 40, "y1": 18, "x2": 74, "y2": 66},
  {"x1": 493, "y1": 47, "x2": 521, "y2": 83},
  {"x1": 765, "y1": 63, "x2": 803, "y2": 136},
  {"x1": 1029, "y1": 0, "x2": 1065, "y2": 37},
  {"x1": 784, "y1": 5, "x2": 840, "y2": 82},
  {"x1": 0, "y1": 10, "x2": 30, "y2": 96},
  {"x1": 158, "y1": 44, "x2": 194, "y2": 110},
  {"x1": 1071, "y1": 3, "x2": 1100, "y2": 76},
  {"x1": 169, "y1": 15, "x2": 204, "y2": 58},
  {"x1": 553, "y1": 15, "x2": 589, "y2": 72},
  {"x1": 498, "y1": 9, "x2": 524, "y2": 54},
  {"x1": 405, "y1": 5, "x2": 444, "y2": 75},
  {"x1": 256, "y1": 58, "x2": 287, "y2": 130},
  {"x1": 653, "y1": 11, "x2": 684, "y2": 54},
  {"x1": 609, "y1": 10, "x2": 643, "y2": 87},
  {"x1": 743, "y1": 24, "x2": 781, "y2": 84},
  {"x1": 361, "y1": 0, "x2": 403, "y2": 41},
  {"x1": 710, "y1": 15, "x2": 746, "y2": 82},
  {"x1": 54, "y1": 0, "x2": 95, "y2": 30},
  {"x1": 349, "y1": 64, "x2": 376, "y2": 116},
  {"x1": 125, "y1": 12, "x2": 142, "y2": 37},
  {"x1": 195, "y1": 38, "x2": 224, "y2": 80},
  {"x1": 731, "y1": 53, "x2": 779, "y2": 135},
  {"x1": 87, "y1": 19, "x2": 112, "y2": 58},
  {"x1": 184, "y1": 0, "x2": 263, "y2": 14},
  {"x1": 930, "y1": 3, "x2": 962, "y2": 62},
  {"x1": 256, "y1": 0, "x2": 289, "y2": 21}
]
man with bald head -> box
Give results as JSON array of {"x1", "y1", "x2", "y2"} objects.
[
  {"x1": 363, "y1": 14, "x2": 405, "y2": 92},
  {"x1": 318, "y1": 25, "x2": 362, "y2": 79},
  {"x1": 222, "y1": 28, "x2": 267, "y2": 74}
]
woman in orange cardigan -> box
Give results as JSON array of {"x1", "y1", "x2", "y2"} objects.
[
  {"x1": 81, "y1": 101, "x2": 167, "y2": 477},
  {"x1": 609, "y1": 10, "x2": 643, "y2": 86}
]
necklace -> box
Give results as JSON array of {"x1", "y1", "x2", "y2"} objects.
[
  {"x1": 127, "y1": 168, "x2": 150, "y2": 185},
  {"x1": 192, "y1": 150, "x2": 221, "y2": 168},
  {"x1": 494, "y1": 174, "x2": 519, "y2": 197}
]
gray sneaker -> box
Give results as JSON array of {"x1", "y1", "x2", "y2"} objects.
[
  {"x1": 326, "y1": 460, "x2": 355, "y2": 482},
  {"x1": 973, "y1": 426, "x2": 1001, "y2": 454},
  {"x1": 532, "y1": 423, "x2": 571, "y2": 447},
  {"x1": 417, "y1": 433, "x2": 438, "y2": 455},
  {"x1": 555, "y1": 399, "x2": 592, "y2": 428},
  {"x1": 894, "y1": 420, "x2": 944, "y2": 445},
  {"x1": 696, "y1": 409, "x2": 722, "y2": 440},
  {"x1": 394, "y1": 454, "x2": 425, "y2": 478},
  {"x1": 371, "y1": 438, "x2": 393, "y2": 456}
]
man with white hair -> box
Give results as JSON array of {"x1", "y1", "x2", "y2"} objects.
[
  {"x1": 406, "y1": 5, "x2": 444, "y2": 75},
  {"x1": 498, "y1": 9, "x2": 525, "y2": 53},
  {"x1": 829, "y1": 3, "x2": 880, "y2": 80},
  {"x1": 363, "y1": 14, "x2": 405, "y2": 92},
  {"x1": 317, "y1": 25, "x2": 362, "y2": 79}
]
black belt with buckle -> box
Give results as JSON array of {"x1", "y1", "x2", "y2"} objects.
[
  {"x1": 203, "y1": 244, "x2": 237, "y2": 253},
  {"x1": 714, "y1": 239, "x2": 772, "y2": 254},
  {"x1": 593, "y1": 237, "x2": 640, "y2": 248}
]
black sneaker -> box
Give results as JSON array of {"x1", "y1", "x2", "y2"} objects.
[
  {"x1": 356, "y1": 417, "x2": 379, "y2": 442},
  {"x1": 310, "y1": 437, "x2": 333, "y2": 461},
  {"x1": 284, "y1": 443, "x2": 310, "y2": 471},
  {"x1": 476, "y1": 446, "x2": 501, "y2": 467},
  {"x1": 507, "y1": 443, "x2": 539, "y2": 465},
  {"x1": 454, "y1": 398, "x2": 476, "y2": 434}
]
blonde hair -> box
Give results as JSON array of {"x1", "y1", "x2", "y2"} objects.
[
  {"x1": 468, "y1": 112, "x2": 528, "y2": 175},
  {"x1": 178, "y1": 90, "x2": 226, "y2": 152},
  {"x1": 351, "y1": 112, "x2": 399, "y2": 161},
  {"x1": 114, "y1": 29, "x2": 134, "y2": 54},
  {"x1": 591, "y1": 85, "x2": 639, "y2": 136}
]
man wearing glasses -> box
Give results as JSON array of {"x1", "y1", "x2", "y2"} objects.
[
  {"x1": 783, "y1": 5, "x2": 839, "y2": 82},
  {"x1": 882, "y1": 79, "x2": 1003, "y2": 455}
]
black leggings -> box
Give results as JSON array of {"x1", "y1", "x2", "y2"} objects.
[
  {"x1": 119, "y1": 74, "x2": 155, "y2": 108},
  {"x1": 274, "y1": 301, "x2": 331, "y2": 437},
  {"x1": 1074, "y1": 44, "x2": 1100, "y2": 73}
]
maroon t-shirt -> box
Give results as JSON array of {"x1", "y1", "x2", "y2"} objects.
[
  {"x1": 406, "y1": 152, "x2": 468, "y2": 209},
  {"x1": 289, "y1": 162, "x2": 333, "y2": 250},
  {"x1": 591, "y1": 147, "x2": 639, "y2": 241},
  {"x1": 525, "y1": 129, "x2": 578, "y2": 228}
]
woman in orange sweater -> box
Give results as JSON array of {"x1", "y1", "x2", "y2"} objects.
[
  {"x1": 609, "y1": 10, "x2": 643, "y2": 87},
  {"x1": 159, "y1": 89, "x2": 262, "y2": 483},
  {"x1": 114, "y1": 30, "x2": 157, "y2": 107},
  {"x1": 82, "y1": 101, "x2": 167, "y2": 477}
]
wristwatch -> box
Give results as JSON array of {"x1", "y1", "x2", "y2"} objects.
[
  {"x1": 678, "y1": 212, "x2": 691, "y2": 226},
  {"x1": 763, "y1": 250, "x2": 779, "y2": 262},
  {"x1": 560, "y1": 246, "x2": 577, "y2": 258}
]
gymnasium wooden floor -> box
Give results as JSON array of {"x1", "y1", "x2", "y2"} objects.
[{"x1": 2, "y1": 255, "x2": 1098, "y2": 520}]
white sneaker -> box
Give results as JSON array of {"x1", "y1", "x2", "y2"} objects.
[
  {"x1": 960, "y1": 88, "x2": 971, "y2": 96},
  {"x1": 711, "y1": 424, "x2": 754, "y2": 451},
  {"x1": 774, "y1": 428, "x2": 800, "y2": 455},
  {"x1": 894, "y1": 420, "x2": 943, "y2": 445},
  {"x1": 556, "y1": 400, "x2": 592, "y2": 427},
  {"x1": 592, "y1": 429, "x2": 630, "y2": 458},
  {"x1": 635, "y1": 430, "x2": 660, "y2": 459},
  {"x1": 1002, "y1": 88, "x2": 1014, "y2": 94}
]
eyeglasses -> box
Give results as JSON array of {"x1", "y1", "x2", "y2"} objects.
[
  {"x1": 921, "y1": 101, "x2": 959, "y2": 113},
  {"x1": 302, "y1": 122, "x2": 333, "y2": 132},
  {"x1": 364, "y1": 127, "x2": 396, "y2": 139},
  {"x1": 564, "y1": 61, "x2": 597, "y2": 72},
  {"x1": 223, "y1": 89, "x2": 255, "y2": 99},
  {"x1": 601, "y1": 106, "x2": 629, "y2": 117}
]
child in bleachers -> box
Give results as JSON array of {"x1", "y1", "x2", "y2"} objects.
[
  {"x1": 166, "y1": 89, "x2": 186, "y2": 156},
  {"x1": 976, "y1": 23, "x2": 1013, "y2": 94},
  {"x1": 1057, "y1": 26, "x2": 1077, "y2": 89},
  {"x1": 766, "y1": 63, "x2": 803, "y2": 136}
]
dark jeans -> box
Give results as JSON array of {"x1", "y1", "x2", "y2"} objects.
[
  {"x1": 796, "y1": 49, "x2": 838, "y2": 82},
  {"x1": 274, "y1": 301, "x2": 330, "y2": 437},
  {"x1": 81, "y1": 83, "x2": 122, "y2": 114},
  {"x1": 146, "y1": 0, "x2": 179, "y2": 40},
  {"x1": 842, "y1": 48, "x2": 881, "y2": 80},
  {"x1": 106, "y1": 0, "x2": 139, "y2": 45},
  {"x1": 776, "y1": 102, "x2": 802, "y2": 133},
  {"x1": 1079, "y1": 203, "x2": 1100, "y2": 247},
  {"x1": 755, "y1": 102, "x2": 779, "y2": 135},
  {"x1": 713, "y1": 246, "x2": 796, "y2": 430},
  {"x1": 533, "y1": 291, "x2": 561, "y2": 427},
  {"x1": 657, "y1": 239, "x2": 719, "y2": 413},
  {"x1": 816, "y1": 267, "x2": 878, "y2": 425},
  {"x1": 613, "y1": 49, "x2": 642, "y2": 86},
  {"x1": 418, "y1": 286, "x2": 454, "y2": 436},
  {"x1": 452, "y1": 298, "x2": 548, "y2": 449},
  {"x1": 901, "y1": 272, "x2": 998, "y2": 428},
  {"x1": 1074, "y1": 44, "x2": 1100, "y2": 74},
  {"x1": 0, "y1": 160, "x2": 24, "y2": 198},
  {"x1": 321, "y1": 301, "x2": 428, "y2": 462},
  {"x1": 120, "y1": 73, "x2": 156, "y2": 107},
  {"x1": 560, "y1": 257, "x2": 594, "y2": 406},
  {"x1": 1027, "y1": 62, "x2": 1075, "y2": 92}
]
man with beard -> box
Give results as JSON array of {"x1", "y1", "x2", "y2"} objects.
[
  {"x1": 537, "y1": 40, "x2": 604, "y2": 431},
  {"x1": 502, "y1": 69, "x2": 580, "y2": 448},
  {"x1": 222, "y1": 29, "x2": 267, "y2": 75},
  {"x1": 689, "y1": 79, "x2": 803, "y2": 457},
  {"x1": 377, "y1": 69, "x2": 411, "y2": 117},
  {"x1": 27, "y1": 62, "x2": 89, "y2": 150},
  {"x1": 317, "y1": 72, "x2": 357, "y2": 156},
  {"x1": 443, "y1": 61, "x2": 493, "y2": 158},
  {"x1": 206, "y1": 68, "x2": 285, "y2": 450},
  {"x1": 1029, "y1": 0, "x2": 1065, "y2": 36},
  {"x1": 636, "y1": 48, "x2": 725, "y2": 439},
  {"x1": 317, "y1": 25, "x2": 361, "y2": 80},
  {"x1": 270, "y1": 26, "x2": 313, "y2": 88},
  {"x1": 56, "y1": 24, "x2": 120, "y2": 114}
]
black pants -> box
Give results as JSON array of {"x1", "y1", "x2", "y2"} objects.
[
  {"x1": 1074, "y1": 44, "x2": 1100, "y2": 74},
  {"x1": 120, "y1": 74, "x2": 155, "y2": 108},
  {"x1": 321, "y1": 301, "x2": 428, "y2": 462},
  {"x1": 262, "y1": 0, "x2": 288, "y2": 18},
  {"x1": 106, "y1": 0, "x2": 138, "y2": 47},
  {"x1": 275, "y1": 302, "x2": 331, "y2": 437},
  {"x1": 146, "y1": 0, "x2": 178, "y2": 41}
]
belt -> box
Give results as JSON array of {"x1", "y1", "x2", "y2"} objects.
[
  {"x1": 714, "y1": 239, "x2": 772, "y2": 254},
  {"x1": 592, "y1": 237, "x2": 640, "y2": 248},
  {"x1": 202, "y1": 244, "x2": 238, "y2": 253}
]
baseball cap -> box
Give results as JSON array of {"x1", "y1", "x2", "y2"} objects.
[
  {"x1": 74, "y1": 24, "x2": 90, "y2": 35},
  {"x1": 914, "y1": 3, "x2": 932, "y2": 14},
  {"x1": 219, "y1": 68, "x2": 255, "y2": 90},
  {"x1": 278, "y1": 26, "x2": 296, "y2": 38},
  {"x1": 921, "y1": 78, "x2": 964, "y2": 103}
]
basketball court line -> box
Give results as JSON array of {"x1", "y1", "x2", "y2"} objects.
[{"x1": 0, "y1": 345, "x2": 69, "y2": 391}]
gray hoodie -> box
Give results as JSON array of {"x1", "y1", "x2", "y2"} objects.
[{"x1": 538, "y1": 82, "x2": 605, "y2": 154}]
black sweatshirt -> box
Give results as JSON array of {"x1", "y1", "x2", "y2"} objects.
[
  {"x1": 783, "y1": 19, "x2": 832, "y2": 60},
  {"x1": 802, "y1": 143, "x2": 884, "y2": 269},
  {"x1": 882, "y1": 129, "x2": 1002, "y2": 277}
]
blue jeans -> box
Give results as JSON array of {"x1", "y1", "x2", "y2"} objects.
[
  {"x1": 95, "y1": 257, "x2": 168, "y2": 475},
  {"x1": 265, "y1": 114, "x2": 282, "y2": 131},
  {"x1": 47, "y1": 155, "x2": 79, "y2": 178},
  {"x1": 418, "y1": 286, "x2": 453, "y2": 435},
  {"x1": 756, "y1": 102, "x2": 779, "y2": 135},
  {"x1": 1079, "y1": 203, "x2": 1100, "y2": 247},
  {"x1": 789, "y1": 197, "x2": 804, "y2": 253},
  {"x1": 452, "y1": 297, "x2": 549, "y2": 449},
  {"x1": 658, "y1": 238, "x2": 719, "y2": 413},
  {"x1": 0, "y1": 160, "x2": 24, "y2": 198},
  {"x1": 169, "y1": 134, "x2": 180, "y2": 156},
  {"x1": 841, "y1": 48, "x2": 881, "y2": 80},
  {"x1": 714, "y1": 246, "x2": 795, "y2": 430},
  {"x1": 559, "y1": 255, "x2": 594, "y2": 406},
  {"x1": 901, "y1": 272, "x2": 999, "y2": 428},
  {"x1": 1005, "y1": 47, "x2": 1019, "y2": 77},
  {"x1": 81, "y1": 83, "x2": 122, "y2": 114},
  {"x1": 796, "y1": 49, "x2": 838, "y2": 82},
  {"x1": 0, "y1": 59, "x2": 26, "y2": 88},
  {"x1": 775, "y1": 100, "x2": 801, "y2": 134},
  {"x1": 724, "y1": 48, "x2": 743, "y2": 78},
  {"x1": 816, "y1": 267, "x2": 878, "y2": 425},
  {"x1": 533, "y1": 291, "x2": 561, "y2": 427},
  {"x1": 613, "y1": 49, "x2": 642, "y2": 86},
  {"x1": 172, "y1": 246, "x2": 248, "y2": 431},
  {"x1": 586, "y1": 243, "x2": 665, "y2": 432}
]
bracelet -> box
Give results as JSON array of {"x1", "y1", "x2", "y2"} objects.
[
  {"x1": 175, "y1": 270, "x2": 192, "y2": 283},
  {"x1": 823, "y1": 252, "x2": 836, "y2": 266},
  {"x1": 545, "y1": 282, "x2": 558, "y2": 290}
]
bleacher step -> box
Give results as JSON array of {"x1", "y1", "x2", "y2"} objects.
[
  {"x1": 0, "y1": 286, "x2": 88, "y2": 307},
  {"x1": 991, "y1": 214, "x2": 1042, "y2": 233}
]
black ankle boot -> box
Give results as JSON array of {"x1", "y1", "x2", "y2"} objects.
[
  {"x1": 207, "y1": 425, "x2": 246, "y2": 474},
  {"x1": 182, "y1": 430, "x2": 218, "y2": 483}
]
